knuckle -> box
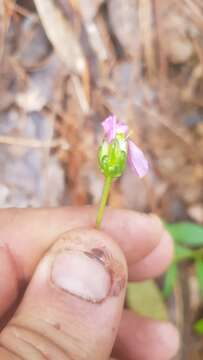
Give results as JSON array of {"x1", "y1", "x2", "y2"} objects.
[
  {"x1": 0, "y1": 324, "x2": 51, "y2": 359},
  {"x1": 0, "y1": 321, "x2": 75, "y2": 360}
]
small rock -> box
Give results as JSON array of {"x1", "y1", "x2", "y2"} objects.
[{"x1": 16, "y1": 55, "x2": 62, "y2": 111}]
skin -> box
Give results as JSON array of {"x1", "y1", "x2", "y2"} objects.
[{"x1": 0, "y1": 207, "x2": 179, "y2": 359}]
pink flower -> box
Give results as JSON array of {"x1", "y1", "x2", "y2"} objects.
[
  {"x1": 102, "y1": 115, "x2": 128, "y2": 143},
  {"x1": 102, "y1": 115, "x2": 149, "y2": 178}
]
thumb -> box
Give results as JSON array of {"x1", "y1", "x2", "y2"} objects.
[{"x1": 0, "y1": 228, "x2": 127, "y2": 359}]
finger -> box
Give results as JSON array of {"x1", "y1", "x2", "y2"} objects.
[
  {"x1": 128, "y1": 232, "x2": 173, "y2": 281},
  {"x1": 0, "y1": 228, "x2": 127, "y2": 360},
  {"x1": 0, "y1": 207, "x2": 163, "y2": 316},
  {"x1": 0, "y1": 207, "x2": 162, "y2": 272},
  {"x1": 0, "y1": 246, "x2": 19, "y2": 316},
  {"x1": 113, "y1": 310, "x2": 180, "y2": 360}
]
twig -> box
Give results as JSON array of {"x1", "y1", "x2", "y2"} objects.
[
  {"x1": 138, "y1": 0, "x2": 157, "y2": 80},
  {"x1": 0, "y1": 135, "x2": 69, "y2": 150},
  {"x1": 13, "y1": 3, "x2": 36, "y2": 18},
  {"x1": 182, "y1": 0, "x2": 203, "y2": 32}
]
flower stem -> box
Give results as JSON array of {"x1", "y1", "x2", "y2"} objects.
[{"x1": 96, "y1": 176, "x2": 112, "y2": 228}]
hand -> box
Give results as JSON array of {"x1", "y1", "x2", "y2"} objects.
[{"x1": 0, "y1": 207, "x2": 179, "y2": 359}]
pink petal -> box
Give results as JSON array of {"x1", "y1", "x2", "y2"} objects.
[
  {"x1": 102, "y1": 115, "x2": 129, "y2": 143},
  {"x1": 102, "y1": 115, "x2": 116, "y2": 143},
  {"x1": 116, "y1": 122, "x2": 128, "y2": 135},
  {"x1": 127, "y1": 140, "x2": 149, "y2": 178}
]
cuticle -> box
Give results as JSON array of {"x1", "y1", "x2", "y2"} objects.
[{"x1": 51, "y1": 245, "x2": 126, "y2": 302}]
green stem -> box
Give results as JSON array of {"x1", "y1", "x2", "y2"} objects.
[{"x1": 96, "y1": 176, "x2": 112, "y2": 228}]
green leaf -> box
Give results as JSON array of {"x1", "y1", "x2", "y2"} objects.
[
  {"x1": 195, "y1": 259, "x2": 203, "y2": 297},
  {"x1": 194, "y1": 319, "x2": 203, "y2": 335},
  {"x1": 163, "y1": 263, "x2": 177, "y2": 298},
  {"x1": 126, "y1": 280, "x2": 168, "y2": 321},
  {"x1": 175, "y1": 245, "x2": 193, "y2": 262},
  {"x1": 166, "y1": 222, "x2": 203, "y2": 247}
]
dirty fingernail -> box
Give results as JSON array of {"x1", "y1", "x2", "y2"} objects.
[{"x1": 51, "y1": 250, "x2": 111, "y2": 302}]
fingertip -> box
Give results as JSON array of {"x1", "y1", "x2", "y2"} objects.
[
  {"x1": 128, "y1": 231, "x2": 174, "y2": 280},
  {"x1": 113, "y1": 311, "x2": 180, "y2": 360},
  {"x1": 102, "y1": 209, "x2": 163, "y2": 264},
  {"x1": 158, "y1": 322, "x2": 180, "y2": 359}
]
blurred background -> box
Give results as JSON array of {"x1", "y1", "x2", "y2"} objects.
[{"x1": 0, "y1": 0, "x2": 203, "y2": 359}]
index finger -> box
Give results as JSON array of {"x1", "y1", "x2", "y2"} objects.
[{"x1": 0, "y1": 206, "x2": 163, "y2": 316}]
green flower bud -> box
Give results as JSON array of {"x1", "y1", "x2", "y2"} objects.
[{"x1": 98, "y1": 133, "x2": 127, "y2": 178}]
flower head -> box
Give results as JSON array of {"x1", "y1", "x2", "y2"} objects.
[
  {"x1": 98, "y1": 115, "x2": 148, "y2": 178},
  {"x1": 102, "y1": 115, "x2": 128, "y2": 143}
]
